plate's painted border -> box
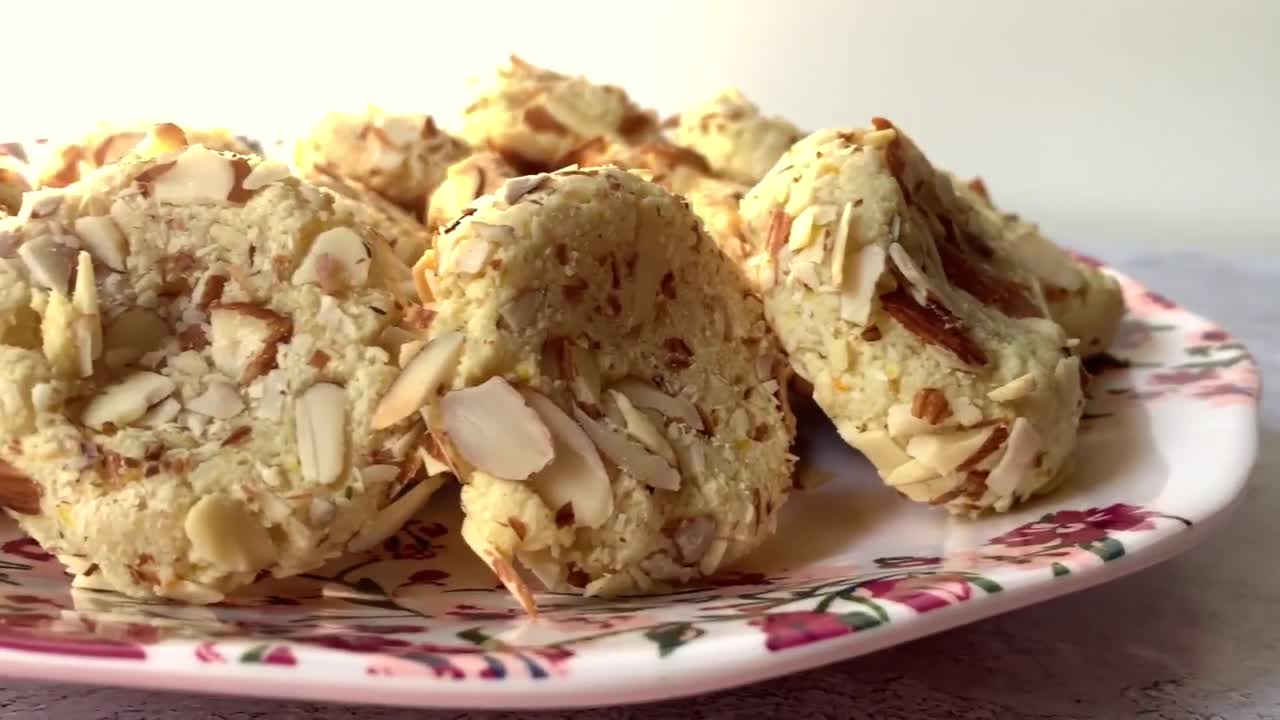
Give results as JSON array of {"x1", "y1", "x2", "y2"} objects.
[{"x1": 0, "y1": 262, "x2": 1261, "y2": 709}]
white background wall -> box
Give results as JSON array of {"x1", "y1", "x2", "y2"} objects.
[{"x1": 6, "y1": 0, "x2": 1277, "y2": 252}]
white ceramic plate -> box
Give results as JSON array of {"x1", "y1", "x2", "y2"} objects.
[{"x1": 0, "y1": 249, "x2": 1259, "y2": 710}]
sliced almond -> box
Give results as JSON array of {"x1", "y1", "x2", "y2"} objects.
[
  {"x1": 0, "y1": 459, "x2": 41, "y2": 515},
  {"x1": 397, "y1": 339, "x2": 426, "y2": 369},
  {"x1": 449, "y1": 235, "x2": 492, "y2": 275},
  {"x1": 612, "y1": 378, "x2": 703, "y2": 431},
  {"x1": 839, "y1": 243, "x2": 885, "y2": 324},
  {"x1": 73, "y1": 216, "x2": 127, "y2": 271},
  {"x1": 568, "y1": 344, "x2": 602, "y2": 412},
  {"x1": 186, "y1": 381, "x2": 244, "y2": 419},
  {"x1": 851, "y1": 430, "x2": 912, "y2": 474},
  {"x1": 440, "y1": 377, "x2": 554, "y2": 481},
  {"x1": 503, "y1": 173, "x2": 549, "y2": 204},
  {"x1": 72, "y1": 316, "x2": 97, "y2": 378},
  {"x1": 104, "y1": 307, "x2": 169, "y2": 368},
  {"x1": 985, "y1": 417, "x2": 1042, "y2": 497},
  {"x1": 81, "y1": 370, "x2": 175, "y2": 430},
  {"x1": 291, "y1": 227, "x2": 371, "y2": 291},
  {"x1": 988, "y1": 373, "x2": 1038, "y2": 403},
  {"x1": 371, "y1": 331, "x2": 465, "y2": 430},
  {"x1": 609, "y1": 390, "x2": 677, "y2": 465},
  {"x1": 346, "y1": 475, "x2": 446, "y2": 553},
  {"x1": 522, "y1": 389, "x2": 613, "y2": 529},
  {"x1": 17, "y1": 190, "x2": 64, "y2": 221},
  {"x1": 295, "y1": 383, "x2": 347, "y2": 486},
  {"x1": 17, "y1": 236, "x2": 74, "y2": 295},
  {"x1": 861, "y1": 127, "x2": 898, "y2": 148},
  {"x1": 418, "y1": 445, "x2": 452, "y2": 477},
  {"x1": 145, "y1": 146, "x2": 236, "y2": 204},
  {"x1": 499, "y1": 289, "x2": 545, "y2": 330},
  {"x1": 137, "y1": 397, "x2": 182, "y2": 428},
  {"x1": 209, "y1": 303, "x2": 291, "y2": 384},
  {"x1": 786, "y1": 206, "x2": 817, "y2": 252},
  {"x1": 886, "y1": 402, "x2": 943, "y2": 438},
  {"x1": 888, "y1": 241, "x2": 931, "y2": 306},
  {"x1": 159, "y1": 579, "x2": 225, "y2": 605},
  {"x1": 573, "y1": 406, "x2": 680, "y2": 491},
  {"x1": 183, "y1": 494, "x2": 278, "y2": 573},
  {"x1": 829, "y1": 202, "x2": 854, "y2": 285},
  {"x1": 884, "y1": 458, "x2": 938, "y2": 487},
  {"x1": 241, "y1": 161, "x2": 291, "y2": 191},
  {"x1": 905, "y1": 425, "x2": 1001, "y2": 475},
  {"x1": 672, "y1": 515, "x2": 716, "y2": 564},
  {"x1": 879, "y1": 288, "x2": 989, "y2": 367},
  {"x1": 359, "y1": 464, "x2": 400, "y2": 485}
]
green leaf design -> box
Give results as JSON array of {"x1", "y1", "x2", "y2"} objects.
[
  {"x1": 1052, "y1": 562, "x2": 1070, "y2": 577},
  {"x1": 239, "y1": 643, "x2": 268, "y2": 663},
  {"x1": 838, "y1": 610, "x2": 883, "y2": 632},
  {"x1": 844, "y1": 594, "x2": 891, "y2": 623},
  {"x1": 1085, "y1": 537, "x2": 1126, "y2": 562},
  {"x1": 967, "y1": 574, "x2": 1003, "y2": 594},
  {"x1": 457, "y1": 627, "x2": 493, "y2": 647},
  {"x1": 644, "y1": 622, "x2": 705, "y2": 657}
]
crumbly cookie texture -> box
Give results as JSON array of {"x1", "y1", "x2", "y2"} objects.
[
  {"x1": 34, "y1": 123, "x2": 259, "y2": 189},
  {"x1": 740, "y1": 120, "x2": 1085, "y2": 515},
  {"x1": 461, "y1": 56, "x2": 658, "y2": 174},
  {"x1": 0, "y1": 143, "x2": 445, "y2": 603},
  {"x1": 557, "y1": 137, "x2": 752, "y2": 262},
  {"x1": 672, "y1": 88, "x2": 805, "y2": 186},
  {"x1": 0, "y1": 154, "x2": 30, "y2": 215},
  {"x1": 425, "y1": 152, "x2": 518, "y2": 232},
  {"x1": 397, "y1": 167, "x2": 794, "y2": 611},
  {"x1": 950, "y1": 175, "x2": 1124, "y2": 355},
  {"x1": 305, "y1": 165, "x2": 433, "y2": 266},
  {"x1": 294, "y1": 107, "x2": 469, "y2": 212}
]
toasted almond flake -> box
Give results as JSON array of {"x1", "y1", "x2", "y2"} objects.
[
  {"x1": 147, "y1": 146, "x2": 235, "y2": 204},
  {"x1": 884, "y1": 459, "x2": 938, "y2": 487},
  {"x1": 609, "y1": 390, "x2": 677, "y2": 465},
  {"x1": 851, "y1": 430, "x2": 912, "y2": 474},
  {"x1": 209, "y1": 304, "x2": 291, "y2": 384},
  {"x1": 186, "y1": 381, "x2": 244, "y2": 418},
  {"x1": 905, "y1": 425, "x2": 1001, "y2": 474},
  {"x1": 862, "y1": 127, "x2": 898, "y2": 148},
  {"x1": 397, "y1": 339, "x2": 426, "y2": 369},
  {"x1": 786, "y1": 206, "x2": 817, "y2": 252},
  {"x1": 73, "y1": 317, "x2": 97, "y2": 378},
  {"x1": 30, "y1": 383, "x2": 58, "y2": 411},
  {"x1": 358, "y1": 464, "x2": 400, "y2": 485},
  {"x1": 673, "y1": 515, "x2": 716, "y2": 564},
  {"x1": 18, "y1": 236, "x2": 74, "y2": 295},
  {"x1": 73, "y1": 216, "x2": 127, "y2": 271},
  {"x1": 291, "y1": 227, "x2": 371, "y2": 290},
  {"x1": 569, "y1": 344, "x2": 602, "y2": 411},
  {"x1": 573, "y1": 406, "x2": 680, "y2": 491},
  {"x1": 673, "y1": 437, "x2": 707, "y2": 480},
  {"x1": 745, "y1": 253, "x2": 776, "y2": 291},
  {"x1": 790, "y1": 261, "x2": 821, "y2": 289},
  {"x1": 295, "y1": 383, "x2": 347, "y2": 486},
  {"x1": 160, "y1": 579, "x2": 224, "y2": 604},
  {"x1": 418, "y1": 445, "x2": 452, "y2": 477},
  {"x1": 951, "y1": 397, "x2": 984, "y2": 426},
  {"x1": 612, "y1": 378, "x2": 703, "y2": 430},
  {"x1": 441, "y1": 377, "x2": 553, "y2": 481},
  {"x1": 371, "y1": 332, "x2": 465, "y2": 430},
  {"x1": 183, "y1": 494, "x2": 278, "y2": 573},
  {"x1": 471, "y1": 221, "x2": 517, "y2": 246},
  {"x1": 517, "y1": 549, "x2": 564, "y2": 591},
  {"x1": 503, "y1": 174, "x2": 549, "y2": 204},
  {"x1": 988, "y1": 373, "x2": 1038, "y2": 403},
  {"x1": 886, "y1": 402, "x2": 949, "y2": 439},
  {"x1": 522, "y1": 390, "x2": 613, "y2": 529},
  {"x1": 137, "y1": 397, "x2": 181, "y2": 428},
  {"x1": 241, "y1": 160, "x2": 290, "y2": 191},
  {"x1": 17, "y1": 190, "x2": 63, "y2": 221},
  {"x1": 699, "y1": 537, "x2": 729, "y2": 576},
  {"x1": 499, "y1": 289, "x2": 544, "y2": 330},
  {"x1": 81, "y1": 371, "x2": 175, "y2": 430},
  {"x1": 888, "y1": 241, "x2": 930, "y2": 305},
  {"x1": 839, "y1": 243, "x2": 886, "y2": 324},
  {"x1": 985, "y1": 418, "x2": 1042, "y2": 496},
  {"x1": 830, "y1": 202, "x2": 854, "y2": 285},
  {"x1": 449, "y1": 236, "x2": 492, "y2": 275},
  {"x1": 347, "y1": 475, "x2": 447, "y2": 553},
  {"x1": 0, "y1": 459, "x2": 41, "y2": 515}
]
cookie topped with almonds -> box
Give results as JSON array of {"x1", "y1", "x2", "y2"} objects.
[
  {"x1": 740, "y1": 121, "x2": 1087, "y2": 515},
  {"x1": 33, "y1": 122, "x2": 259, "y2": 189},
  {"x1": 461, "y1": 56, "x2": 658, "y2": 174},
  {"x1": 394, "y1": 167, "x2": 794, "y2": 611},
  {"x1": 671, "y1": 88, "x2": 805, "y2": 186},
  {"x1": 424, "y1": 151, "x2": 519, "y2": 233},
  {"x1": 950, "y1": 174, "x2": 1124, "y2": 354},
  {"x1": 0, "y1": 141, "x2": 445, "y2": 603},
  {"x1": 294, "y1": 107, "x2": 470, "y2": 212},
  {"x1": 305, "y1": 164, "x2": 433, "y2": 266}
]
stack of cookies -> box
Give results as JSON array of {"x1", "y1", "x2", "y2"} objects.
[{"x1": 0, "y1": 57, "x2": 1123, "y2": 613}]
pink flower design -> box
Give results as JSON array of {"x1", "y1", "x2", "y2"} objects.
[
  {"x1": 858, "y1": 574, "x2": 973, "y2": 614},
  {"x1": 751, "y1": 611, "x2": 852, "y2": 651},
  {"x1": 1150, "y1": 367, "x2": 1218, "y2": 387},
  {"x1": 989, "y1": 504, "x2": 1157, "y2": 550},
  {"x1": 874, "y1": 556, "x2": 943, "y2": 570},
  {"x1": 1, "y1": 538, "x2": 53, "y2": 563},
  {"x1": 261, "y1": 645, "x2": 297, "y2": 666}
]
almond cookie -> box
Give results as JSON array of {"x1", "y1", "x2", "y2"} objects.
[
  {"x1": 671, "y1": 88, "x2": 805, "y2": 185},
  {"x1": 951, "y1": 175, "x2": 1124, "y2": 354},
  {"x1": 305, "y1": 164, "x2": 433, "y2": 266},
  {"x1": 740, "y1": 121, "x2": 1085, "y2": 515},
  {"x1": 33, "y1": 123, "x2": 259, "y2": 189},
  {"x1": 424, "y1": 151, "x2": 518, "y2": 232},
  {"x1": 0, "y1": 143, "x2": 445, "y2": 603},
  {"x1": 391, "y1": 167, "x2": 794, "y2": 612},
  {"x1": 461, "y1": 56, "x2": 658, "y2": 174},
  {"x1": 294, "y1": 107, "x2": 469, "y2": 211},
  {"x1": 0, "y1": 153, "x2": 29, "y2": 215}
]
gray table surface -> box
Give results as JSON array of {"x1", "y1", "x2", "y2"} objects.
[{"x1": 2, "y1": 246, "x2": 1277, "y2": 720}]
